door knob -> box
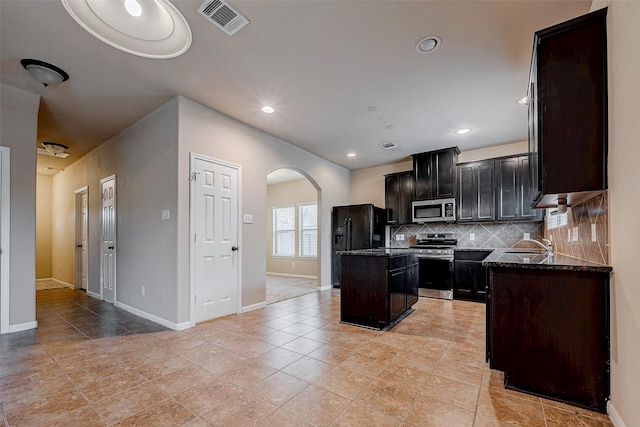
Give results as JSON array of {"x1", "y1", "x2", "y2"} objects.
[
  {"x1": 231, "y1": 246, "x2": 239, "y2": 251},
  {"x1": 108, "y1": 246, "x2": 114, "y2": 250},
  {"x1": 76, "y1": 244, "x2": 82, "y2": 248}
]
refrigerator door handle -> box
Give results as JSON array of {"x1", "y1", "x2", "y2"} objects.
[{"x1": 346, "y1": 217, "x2": 352, "y2": 251}]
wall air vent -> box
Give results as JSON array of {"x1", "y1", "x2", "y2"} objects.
[
  {"x1": 380, "y1": 142, "x2": 398, "y2": 150},
  {"x1": 198, "y1": 0, "x2": 250, "y2": 36}
]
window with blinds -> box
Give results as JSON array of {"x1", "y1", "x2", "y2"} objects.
[
  {"x1": 299, "y1": 204, "x2": 317, "y2": 258},
  {"x1": 273, "y1": 206, "x2": 295, "y2": 256}
]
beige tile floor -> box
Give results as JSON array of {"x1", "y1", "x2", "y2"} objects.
[{"x1": 0, "y1": 288, "x2": 612, "y2": 426}]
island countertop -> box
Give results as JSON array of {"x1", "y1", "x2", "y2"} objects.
[
  {"x1": 482, "y1": 249, "x2": 612, "y2": 273},
  {"x1": 337, "y1": 248, "x2": 418, "y2": 257}
]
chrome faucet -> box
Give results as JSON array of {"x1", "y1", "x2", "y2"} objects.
[{"x1": 527, "y1": 238, "x2": 554, "y2": 256}]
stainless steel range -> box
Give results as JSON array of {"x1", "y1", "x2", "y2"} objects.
[{"x1": 411, "y1": 233, "x2": 457, "y2": 300}]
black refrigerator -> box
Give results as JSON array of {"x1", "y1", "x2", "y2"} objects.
[{"x1": 331, "y1": 204, "x2": 386, "y2": 286}]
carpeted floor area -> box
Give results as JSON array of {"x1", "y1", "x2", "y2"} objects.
[
  {"x1": 266, "y1": 274, "x2": 318, "y2": 304},
  {"x1": 35, "y1": 279, "x2": 73, "y2": 291}
]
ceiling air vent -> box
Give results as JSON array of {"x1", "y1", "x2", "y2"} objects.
[
  {"x1": 380, "y1": 142, "x2": 398, "y2": 150},
  {"x1": 198, "y1": 0, "x2": 250, "y2": 36}
]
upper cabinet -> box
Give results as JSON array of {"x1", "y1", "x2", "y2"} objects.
[
  {"x1": 413, "y1": 147, "x2": 460, "y2": 201},
  {"x1": 529, "y1": 8, "x2": 608, "y2": 208},
  {"x1": 496, "y1": 156, "x2": 544, "y2": 221},
  {"x1": 457, "y1": 160, "x2": 495, "y2": 222},
  {"x1": 385, "y1": 171, "x2": 414, "y2": 224}
]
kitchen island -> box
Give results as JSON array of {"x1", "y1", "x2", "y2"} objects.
[
  {"x1": 483, "y1": 250, "x2": 612, "y2": 412},
  {"x1": 339, "y1": 249, "x2": 418, "y2": 330}
]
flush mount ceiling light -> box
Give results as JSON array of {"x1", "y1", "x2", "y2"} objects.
[
  {"x1": 455, "y1": 128, "x2": 472, "y2": 135},
  {"x1": 347, "y1": 153, "x2": 357, "y2": 157},
  {"x1": 261, "y1": 105, "x2": 275, "y2": 114},
  {"x1": 61, "y1": 0, "x2": 192, "y2": 59},
  {"x1": 38, "y1": 142, "x2": 70, "y2": 158},
  {"x1": 20, "y1": 59, "x2": 69, "y2": 87},
  {"x1": 416, "y1": 36, "x2": 441, "y2": 54}
]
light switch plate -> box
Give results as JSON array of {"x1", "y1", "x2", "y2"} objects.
[
  {"x1": 572, "y1": 226, "x2": 579, "y2": 242},
  {"x1": 161, "y1": 209, "x2": 170, "y2": 220},
  {"x1": 469, "y1": 233, "x2": 475, "y2": 241},
  {"x1": 524, "y1": 233, "x2": 530, "y2": 241},
  {"x1": 591, "y1": 223, "x2": 597, "y2": 242},
  {"x1": 243, "y1": 214, "x2": 254, "y2": 224},
  {"x1": 395, "y1": 234, "x2": 405, "y2": 241}
]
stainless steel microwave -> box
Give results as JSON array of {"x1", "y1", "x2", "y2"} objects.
[{"x1": 412, "y1": 198, "x2": 456, "y2": 223}]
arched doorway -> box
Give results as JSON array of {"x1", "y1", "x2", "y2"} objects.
[{"x1": 266, "y1": 168, "x2": 320, "y2": 304}]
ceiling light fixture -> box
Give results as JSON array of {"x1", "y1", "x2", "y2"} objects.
[
  {"x1": 261, "y1": 106, "x2": 275, "y2": 114},
  {"x1": 61, "y1": 0, "x2": 191, "y2": 59},
  {"x1": 124, "y1": 0, "x2": 143, "y2": 17},
  {"x1": 42, "y1": 142, "x2": 68, "y2": 155},
  {"x1": 347, "y1": 153, "x2": 356, "y2": 157},
  {"x1": 416, "y1": 36, "x2": 441, "y2": 54},
  {"x1": 455, "y1": 128, "x2": 472, "y2": 135},
  {"x1": 20, "y1": 59, "x2": 69, "y2": 87}
]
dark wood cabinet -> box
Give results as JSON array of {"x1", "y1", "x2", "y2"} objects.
[
  {"x1": 496, "y1": 155, "x2": 544, "y2": 221},
  {"x1": 413, "y1": 147, "x2": 460, "y2": 201},
  {"x1": 487, "y1": 266, "x2": 610, "y2": 412},
  {"x1": 529, "y1": 8, "x2": 608, "y2": 209},
  {"x1": 341, "y1": 253, "x2": 418, "y2": 330},
  {"x1": 385, "y1": 171, "x2": 414, "y2": 224},
  {"x1": 457, "y1": 160, "x2": 495, "y2": 222},
  {"x1": 454, "y1": 250, "x2": 492, "y2": 302}
]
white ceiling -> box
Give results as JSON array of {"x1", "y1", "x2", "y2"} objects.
[{"x1": 0, "y1": 0, "x2": 591, "y2": 176}]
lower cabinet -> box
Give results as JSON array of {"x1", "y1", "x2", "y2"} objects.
[
  {"x1": 341, "y1": 253, "x2": 419, "y2": 330},
  {"x1": 454, "y1": 250, "x2": 492, "y2": 302},
  {"x1": 487, "y1": 267, "x2": 610, "y2": 412}
]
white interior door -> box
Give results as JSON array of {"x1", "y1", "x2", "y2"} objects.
[
  {"x1": 75, "y1": 189, "x2": 88, "y2": 290},
  {"x1": 100, "y1": 176, "x2": 116, "y2": 303},
  {"x1": 0, "y1": 147, "x2": 9, "y2": 334},
  {"x1": 192, "y1": 156, "x2": 239, "y2": 323}
]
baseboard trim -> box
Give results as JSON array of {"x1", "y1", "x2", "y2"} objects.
[
  {"x1": 8, "y1": 320, "x2": 38, "y2": 333},
  {"x1": 240, "y1": 301, "x2": 267, "y2": 313},
  {"x1": 86, "y1": 290, "x2": 101, "y2": 300},
  {"x1": 114, "y1": 301, "x2": 181, "y2": 331},
  {"x1": 266, "y1": 272, "x2": 318, "y2": 279},
  {"x1": 608, "y1": 401, "x2": 627, "y2": 427},
  {"x1": 317, "y1": 285, "x2": 332, "y2": 291},
  {"x1": 176, "y1": 322, "x2": 194, "y2": 331}
]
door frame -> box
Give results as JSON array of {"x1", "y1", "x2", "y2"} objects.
[
  {"x1": 100, "y1": 174, "x2": 116, "y2": 302},
  {"x1": 189, "y1": 152, "x2": 242, "y2": 325},
  {"x1": 0, "y1": 146, "x2": 10, "y2": 334},
  {"x1": 74, "y1": 186, "x2": 88, "y2": 291}
]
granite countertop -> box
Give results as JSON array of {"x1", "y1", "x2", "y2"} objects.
[
  {"x1": 482, "y1": 249, "x2": 612, "y2": 273},
  {"x1": 338, "y1": 248, "x2": 417, "y2": 257}
]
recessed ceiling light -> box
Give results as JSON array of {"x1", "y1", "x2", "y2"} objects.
[
  {"x1": 124, "y1": 0, "x2": 143, "y2": 17},
  {"x1": 261, "y1": 106, "x2": 275, "y2": 114},
  {"x1": 61, "y1": 0, "x2": 191, "y2": 59},
  {"x1": 517, "y1": 96, "x2": 529, "y2": 105},
  {"x1": 347, "y1": 153, "x2": 356, "y2": 157},
  {"x1": 455, "y1": 128, "x2": 472, "y2": 135},
  {"x1": 416, "y1": 36, "x2": 441, "y2": 54}
]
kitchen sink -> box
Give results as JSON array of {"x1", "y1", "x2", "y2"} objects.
[{"x1": 502, "y1": 250, "x2": 547, "y2": 255}]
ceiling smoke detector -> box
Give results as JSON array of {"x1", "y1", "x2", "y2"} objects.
[{"x1": 198, "y1": 0, "x2": 250, "y2": 36}]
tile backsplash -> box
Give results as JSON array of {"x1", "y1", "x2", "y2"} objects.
[
  {"x1": 546, "y1": 191, "x2": 609, "y2": 265},
  {"x1": 389, "y1": 221, "x2": 544, "y2": 250}
]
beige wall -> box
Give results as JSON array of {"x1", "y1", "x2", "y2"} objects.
[
  {"x1": 52, "y1": 98, "x2": 179, "y2": 323},
  {"x1": 36, "y1": 174, "x2": 52, "y2": 279},
  {"x1": 0, "y1": 83, "x2": 39, "y2": 331},
  {"x1": 267, "y1": 177, "x2": 318, "y2": 277},
  {"x1": 349, "y1": 141, "x2": 528, "y2": 207},
  {"x1": 601, "y1": 1, "x2": 640, "y2": 425}
]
